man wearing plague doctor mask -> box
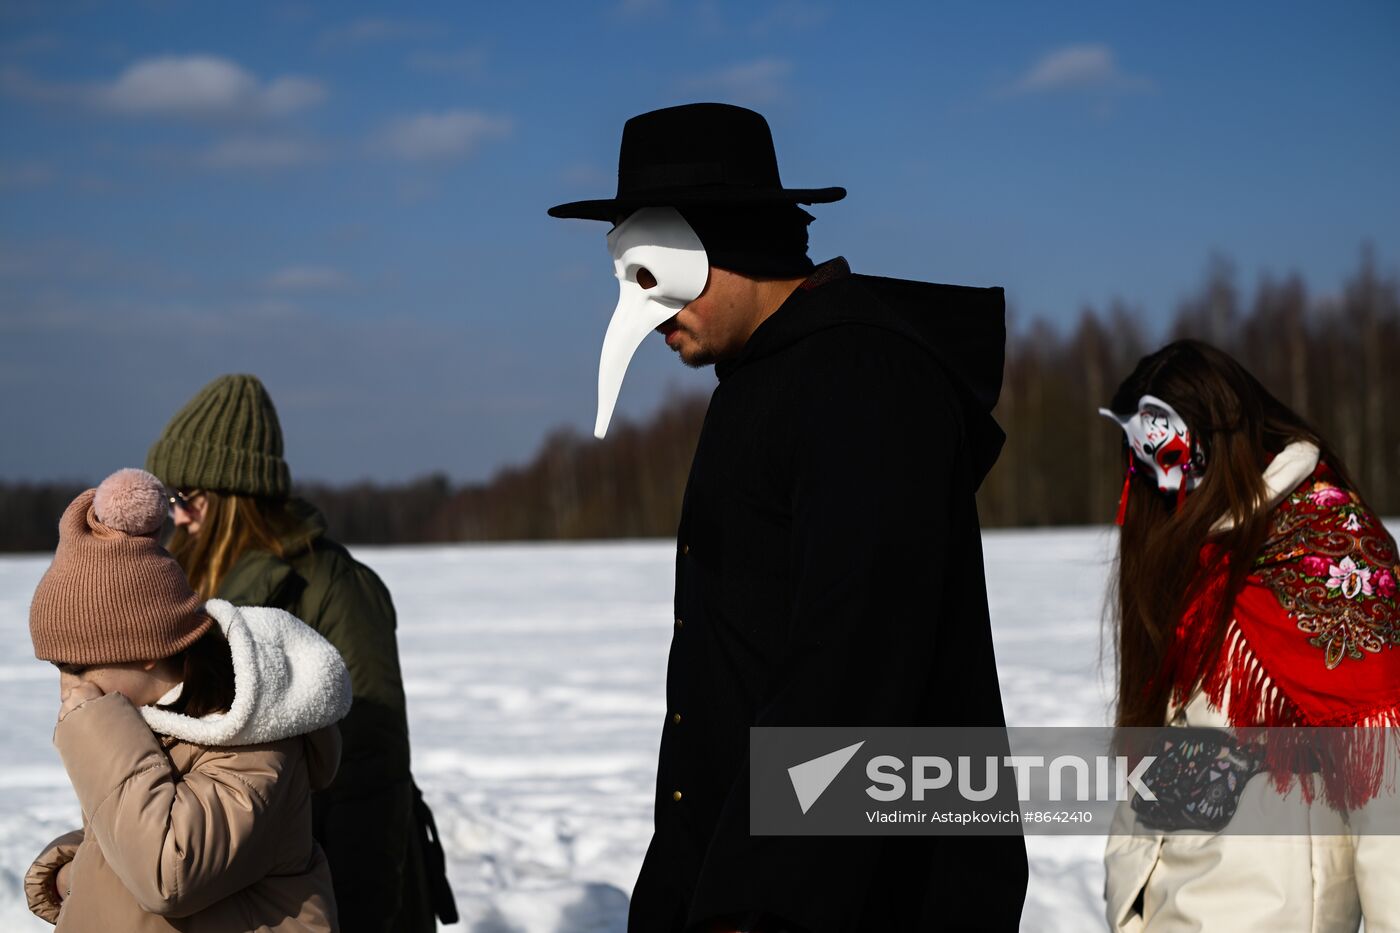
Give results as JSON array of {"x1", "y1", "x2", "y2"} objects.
[{"x1": 549, "y1": 103, "x2": 1027, "y2": 933}]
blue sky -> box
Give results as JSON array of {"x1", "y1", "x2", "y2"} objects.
[{"x1": 3, "y1": 0, "x2": 1397, "y2": 484}]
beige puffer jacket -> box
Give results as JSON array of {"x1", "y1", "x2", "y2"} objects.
[{"x1": 25, "y1": 600, "x2": 353, "y2": 933}]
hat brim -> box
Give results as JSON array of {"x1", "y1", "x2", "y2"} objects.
[{"x1": 547, "y1": 185, "x2": 847, "y2": 221}]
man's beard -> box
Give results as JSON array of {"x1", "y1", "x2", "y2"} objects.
[
  {"x1": 668, "y1": 328, "x2": 718, "y2": 368},
  {"x1": 676, "y1": 339, "x2": 718, "y2": 369},
  {"x1": 680, "y1": 347, "x2": 717, "y2": 368}
]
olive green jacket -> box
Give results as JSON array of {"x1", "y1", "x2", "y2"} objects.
[{"x1": 217, "y1": 502, "x2": 434, "y2": 933}]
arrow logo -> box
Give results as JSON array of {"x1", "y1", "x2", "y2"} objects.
[{"x1": 787, "y1": 741, "x2": 866, "y2": 814}]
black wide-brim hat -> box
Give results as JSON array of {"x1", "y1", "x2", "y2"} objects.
[{"x1": 547, "y1": 102, "x2": 846, "y2": 221}]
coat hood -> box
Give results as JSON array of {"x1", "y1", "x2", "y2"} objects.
[
  {"x1": 717, "y1": 258, "x2": 1007, "y2": 486},
  {"x1": 142, "y1": 598, "x2": 352, "y2": 748}
]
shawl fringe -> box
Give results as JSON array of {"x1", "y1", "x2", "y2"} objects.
[{"x1": 1169, "y1": 582, "x2": 1400, "y2": 810}]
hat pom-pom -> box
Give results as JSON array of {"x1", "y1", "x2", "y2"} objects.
[{"x1": 94, "y1": 468, "x2": 166, "y2": 536}]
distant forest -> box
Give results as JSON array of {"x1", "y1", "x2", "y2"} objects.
[{"x1": 3, "y1": 248, "x2": 1396, "y2": 551}]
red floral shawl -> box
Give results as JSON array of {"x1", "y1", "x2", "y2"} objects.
[{"x1": 1172, "y1": 462, "x2": 1400, "y2": 806}]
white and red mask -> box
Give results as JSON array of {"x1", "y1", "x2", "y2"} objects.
[
  {"x1": 1098, "y1": 394, "x2": 1204, "y2": 494},
  {"x1": 594, "y1": 207, "x2": 709, "y2": 439}
]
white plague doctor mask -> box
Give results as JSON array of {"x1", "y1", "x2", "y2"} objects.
[
  {"x1": 1098, "y1": 394, "x2": 1205, "y2": 494},
  {"x1": 594, "y1": 206, "x2": 709, "y2": 438}
]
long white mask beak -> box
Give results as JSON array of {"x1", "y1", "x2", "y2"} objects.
[{"x1": 595, "y1": 207, "x2": 709, "y2": 438}]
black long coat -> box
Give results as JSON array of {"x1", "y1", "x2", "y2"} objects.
[{"x1": 628, "y1": 260, "x2": 1028, "y2": 933}]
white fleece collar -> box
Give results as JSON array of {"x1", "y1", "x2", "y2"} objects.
[
  {"x1": 141, "y1": 599, "x2": 352, "y2": 747},
  {"x1": 1210, "y1": 440, "x2": 1320, "y2": 533}
]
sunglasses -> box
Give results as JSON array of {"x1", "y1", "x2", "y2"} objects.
[{"x1": 166, "y1": 488, "x2": 203, "y2": 518}]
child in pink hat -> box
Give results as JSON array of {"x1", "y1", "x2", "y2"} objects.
[{"x1": 26, "y1": 468, "x2": 352, "y2": 933}]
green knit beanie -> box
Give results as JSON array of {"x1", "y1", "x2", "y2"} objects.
[{"x1": 146, "y1": 374, "x2": 291, "y2": 497}]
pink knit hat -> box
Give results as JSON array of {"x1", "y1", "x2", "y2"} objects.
[{"x1": 30, "y1": 468, "x2": 211, "y2": 664}]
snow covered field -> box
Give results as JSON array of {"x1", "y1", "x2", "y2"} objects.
[{"x1": 1, "y1": 528, "x2": 1132, "y2": 932}]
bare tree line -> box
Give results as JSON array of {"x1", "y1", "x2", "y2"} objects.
[
  {"x1": 980, "y1": 247, "x2": 1398, "y2": 527},
  {"x1": 2, "y1": 249, "x2": 1395, "y2": 551}
]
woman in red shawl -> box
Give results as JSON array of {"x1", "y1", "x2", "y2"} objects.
[{"x1": 1100, "y1": 340, "x2": 1400, "y2": 933}]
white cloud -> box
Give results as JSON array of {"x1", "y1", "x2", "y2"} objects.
[
  {"x1": 1010, "y1": 44, "x2": 1151, "y2": 95},
  {"x1": 258, "y1": 76, "x2": 326, "y2": 114},
  {"x1": 374, "y1": 110, "x2": 512, "y2": 162},
  {"x1": 92, "y1": 55, "x2": 326, "y2": 118},
  {"x1": 201, "y1": 136, "x2": 323, "y2": 169},
  {"x1": 679, "y1": 57, "x2": 792, "y2": 106},
  {"x1": 265, "y1": 265, "x2": 349, "y2": 290}
]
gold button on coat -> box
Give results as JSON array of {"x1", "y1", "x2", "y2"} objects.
[
  {"x1": 672, "y1": 790, "x2": 683, "y2": 801},
  {"x1": 672, "y1": 712, "x2": 682, "y2": 724},
  {"x1": 675, "y1": 618, "x2": 684, "y2": 629}
]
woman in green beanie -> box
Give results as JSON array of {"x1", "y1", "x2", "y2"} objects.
[{"x1": 147, "y1": 373, "x2": 456, "y2": 933}]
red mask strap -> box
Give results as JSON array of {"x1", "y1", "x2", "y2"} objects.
[{"x1": 1115, "y1": 451, "x2": 1134, "y2": 526}]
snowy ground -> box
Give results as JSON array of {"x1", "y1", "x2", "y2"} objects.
[{"x1": 1, "y1": 528, "x2": 1128, "y2": 932}]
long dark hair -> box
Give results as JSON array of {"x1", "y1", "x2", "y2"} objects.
[
  {"x1": 1109, "y1": 340, "x2": 1355, "y2": 728},
  {"x1": 158, "y1": 622, "x2": 237, "y2": 718}
]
